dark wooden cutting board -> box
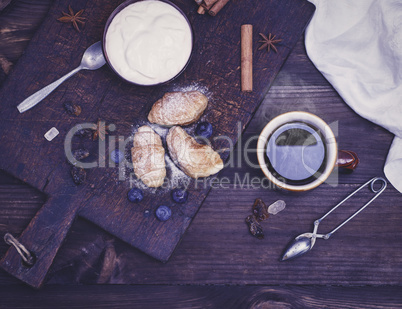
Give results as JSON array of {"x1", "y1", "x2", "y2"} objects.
[{"x1": 0, "y1": 0, "x2": 314, "y2": 287}]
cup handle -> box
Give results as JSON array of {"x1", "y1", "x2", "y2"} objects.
[{"x1": 336, "y1": 150, "x2": 359, "y2": 171}]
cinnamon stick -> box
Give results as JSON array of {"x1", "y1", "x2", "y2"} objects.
[
  {"x1": 203, "y1": 0, "x2": 218, "y2": 8},
  {"x1": 197, "y1": 5, "x2": 206, "y2": 14},
  {"x1": 209, "y1": 0, "x2": 230, "y2": 16},
  {"x1": 241, "y1": 24, "x2": 253, "y2": 92}
]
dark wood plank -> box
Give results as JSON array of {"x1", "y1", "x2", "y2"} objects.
[
  {"x1": 1, "y1": 37, "x2": 401, "y2": 286},
  {"x1": 44, "y1": 184, "x2": 401, "y2": 286},
  {"x1": 220, "y1": 37, "x2": 395, "y2": 184},
  {"x1": 0, "y1": 0, "x2": 12, "y2": 12},
  {"x1": 1, "y1": 181, "x2": 401, "y2": 286},
  {"x1": 1, "y1": 6, "x2": 402, "y2": 309},
  {"x1": 0, "y1": 285, "x2": 402, "y2": 308},
  {"x1": 0, "y1": 0, "x2": 52, "y2": 82},
  {"x1": 0, "y1": 0, "x2": 315, "y2": 287}
]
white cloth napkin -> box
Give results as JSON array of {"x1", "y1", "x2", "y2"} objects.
[{"x1": 305, "y1": 0, "x2": 402, "y2": 193}]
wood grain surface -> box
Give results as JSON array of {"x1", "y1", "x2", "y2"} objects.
[
  {"x1": 1, "y1": 285, "x2": 402, "y2": 308},
  {"x1": 0, "y1": 0, "x2": 314, "y2": 287},
  {"x1": 1, "y1": 0, "x2": 402, "y2": 307},
  {"x1": 0, "y1": 0, "x2": 51, "y2": 81}
]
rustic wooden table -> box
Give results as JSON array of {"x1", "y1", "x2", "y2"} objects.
[{"x1": 0, "y1": 1, "x2": 401, "y2": 308}]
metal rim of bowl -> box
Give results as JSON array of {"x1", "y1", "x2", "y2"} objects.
[
  {"x1": 102, "y1": 0, "x2": 194, "y2": 86},
  {"x1": 257, "y1": 111, "x2": 338, "y2": 192}
]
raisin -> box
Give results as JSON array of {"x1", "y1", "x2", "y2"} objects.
[
  {"x1": 71, "y1": 166, "x2": 86, "y2": 185},
  {"x1": 73, "y1": 148, "x2": 89, "y2": 160},
  {"x1": 245, "y1": 215, "x2": 264, "y2": 239},
  {"x1": 63, "y1": 101, "x2": 82, "y2": 116},
  {"x1": 252, "y1": 198, "x2": 269, "y2": 222},
  {"x1": 75, "y1": 128, "x2": 93, "y2": 138}
]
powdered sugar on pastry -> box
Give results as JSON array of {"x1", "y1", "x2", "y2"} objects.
[
  {"x1": 148, "y1": 91, "x2": 208, "y2": 126},
  {"x1": 164, "y1": 154, "x2": 191, "y2": 189},
  {"x1": 131, "y1": 125, "x2": 166, "y2": 187},
  {"x1": 166, "y1": 126, "x2": 223, "y2": 178}
]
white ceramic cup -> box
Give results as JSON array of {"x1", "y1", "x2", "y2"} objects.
[{"x1": 257, "y1": 111, "x2": 338, "y2": 192}]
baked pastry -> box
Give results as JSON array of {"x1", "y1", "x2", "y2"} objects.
[
  {"x1": 131, "y1": 125, "x2": 166, "y2": 187},
  {"x1": 148, "y1": 91, "x2": 208, "y2": 126},
  {"x1": 166, "y1": 126, "x2": 224, "y2": 178}
]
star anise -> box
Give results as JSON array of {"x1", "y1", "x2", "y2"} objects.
[
  {"x1": 58, "y1": 5, "x2": 86, "y2": 32},
  {"x1": 91, "y1": 119, "x2": 110, "y2": 141},
  {"x1": 258, "y1": 33, "x2": 282, "y2": 53}
]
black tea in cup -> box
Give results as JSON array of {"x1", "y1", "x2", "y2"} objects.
[{"x1": 265, "y1": 122, "x2": 327, "y2": 185}]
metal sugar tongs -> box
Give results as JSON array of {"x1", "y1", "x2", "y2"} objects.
[{"x1": 281, "y1": 177, "x2": 387, "y2": 261}]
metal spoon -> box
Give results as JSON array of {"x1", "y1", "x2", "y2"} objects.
[
  {"x1": 281, "y1": 177, "x2": 387, "y2": 261},
  {"x1": 17, "y1": 41, "x2": 106, "y2": 113}
]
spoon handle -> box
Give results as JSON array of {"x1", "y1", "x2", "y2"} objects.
[{"x1": 17, "y1": 66, "x2": 82, "y2": 113}]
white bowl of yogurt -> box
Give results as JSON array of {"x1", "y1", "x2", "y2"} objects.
[{"x1": 103, "y1": 0, "x2": 193, "y2": 86}]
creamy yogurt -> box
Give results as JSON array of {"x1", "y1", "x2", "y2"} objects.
[{"x1": 105, "y1": 0, "x2": 192, "y2": 85}]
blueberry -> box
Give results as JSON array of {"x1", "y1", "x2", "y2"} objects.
[
  {"x1": 195, "y1": 122, "x2": 213, "y2": 139},
  {"x1": 171, "y1": 188, "x2": 189, "y2": 204},
  {"x1": 111, "y1": 149, "x2": 124, "y2": 164},
  {"x1": 155, "y1": 205, "x2": 172, "y2": 222},
  {"x1": 127, "y1": 188, "x2": 144, "y2": 203}
]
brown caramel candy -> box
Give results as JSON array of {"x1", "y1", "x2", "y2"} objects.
[
  {"x1": 245, "y1": 215, "x2": 264, "y2": 239},
  {"x1": 252, "y1": 198, "x2": 270, "y2": 222}
]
